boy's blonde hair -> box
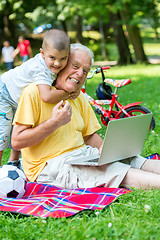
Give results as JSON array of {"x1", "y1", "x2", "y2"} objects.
[{"x1": 42, "y1": 29, "x2": 70, "y2": 51}]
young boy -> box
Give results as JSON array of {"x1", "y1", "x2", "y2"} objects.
[
  {"x1": 0, "y1": 29, "x2": 79, "y2": 167},
  {"x1": 1, "y1": 41, "x2": 14, "y2": 70}
]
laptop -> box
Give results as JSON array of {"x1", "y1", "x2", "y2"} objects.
[{"x1": 65, "y1": 113, "x2": 152, "y2": 166}]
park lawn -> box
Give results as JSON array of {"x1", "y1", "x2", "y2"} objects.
[{"x1": 0, "y1": 63, "x2": 160, "y2": 239}]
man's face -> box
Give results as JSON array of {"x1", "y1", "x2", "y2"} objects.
[
  {"x1": 55, "y1": 49, "x2": 91, "y2": 93},
  {"x1": 40, "y1": 47, "x2": 69, "y2": 74}
]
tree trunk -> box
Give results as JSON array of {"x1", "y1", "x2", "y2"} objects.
[
  {"x1": 61, "y1": 20, "x2": 68, "y2": 33},
  {"x1": 120, "y1": 9, "x2": 148, "y2": 63},
  {"x1": 154, "y1": 28, "x2": 159, "y2": 42},
  {"x1": 1, "y1": 0, "x2": 16, "y2": 45},
  {"x1": 2, "y1": 14, "x2": 16, "y2": 45},
  {"x1": 3, "y1": 14, "x2": 12, "y2": 38},
  {"x1": 110, "y1": 11, "x2": 134, "y2": 65},
  {"x1": 126, "y1": 25, "x2": 148, "y2": 63},
  {"x1": 99, "y1": 16, "x2": 106, "y2": 60},
  {"x1": 76, "y1": 15, "x2": 83, "y2": 43}
]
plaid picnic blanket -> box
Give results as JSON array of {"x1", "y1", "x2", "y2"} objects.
[
  {"x1": 0, "y1": 183, "x2": 130, "y2": 218},
  {"x1": 0, "y1": 153, "x2": 159, "y2": 218}
]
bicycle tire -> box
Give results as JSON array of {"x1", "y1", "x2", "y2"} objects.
[{"x1": 119, "y1": 105, "x2": 155, "y2": 129}]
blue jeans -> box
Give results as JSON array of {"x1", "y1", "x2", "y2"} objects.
[
  {"x1": 5, "y1": 62, "x2": 14, "y2": 70},
  {"x1": 21, "y1": 55, "x2": 29, "y2": 62},
  {"x1": 0, "y1": 78, "x2": 17, "y2": 150}
]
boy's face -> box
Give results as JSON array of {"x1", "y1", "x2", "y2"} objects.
[
  {"x1": 4, "y1": 41, "x2": 9, "y2": 48},
  {"x1": 40, "y1": 47, "x2": 69, "y2": 74}
]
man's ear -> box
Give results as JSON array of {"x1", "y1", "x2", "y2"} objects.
[{"x1": 40, "y1": 48, "x2": 44, "y2": 58}]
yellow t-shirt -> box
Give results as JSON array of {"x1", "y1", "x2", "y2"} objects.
[{"x1": 14, "y1": 83, "x2": 101, "y2": 181}]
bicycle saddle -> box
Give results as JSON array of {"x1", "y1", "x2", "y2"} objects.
[{"x1": 104, "y1": 78, "x2": 131, "y2": 87}]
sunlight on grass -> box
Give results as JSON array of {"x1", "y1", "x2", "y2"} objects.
[
  {"x1": 68, "y1": 30, "x2": 101, "y2": 41},
  {"x1": 141, "y1": 26, "x2": 160, "y2": 39},
  {"x1": 83, "y1": 31, "x2": 101, "y2": 40},
  {"x1": 144, "y1": 43, "x2": 160, "y2": 56}
]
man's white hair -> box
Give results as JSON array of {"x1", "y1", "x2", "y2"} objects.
[{"x1": 70, "y1": 43, "x2": 94, "y2": 65}]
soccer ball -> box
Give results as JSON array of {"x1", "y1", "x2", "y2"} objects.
[{"x1": 0, "y1": 165, "x2": 27, "y2": 198}]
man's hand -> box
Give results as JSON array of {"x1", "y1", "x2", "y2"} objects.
[
  {"x1": 12, "y1": 100, "x2": 72, "y2": 150},
  {"x1": 51, "y1": 100, "x2": 72, "y2": 128},
  {"x1": 84, "y1": 133, "x2": 103, "y2": 153},
  {"x1": 98, "y1": 144, "x2": 103, "y2": 154}
]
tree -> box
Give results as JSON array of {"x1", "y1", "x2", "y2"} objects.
[
  {"x1": 144, "y1": 0, "x2": 160, "y2": 42},
  {"x1": 56, "y1": 0, "x2": 109, "y2": 56},
  {"x1": 110, "y1": 11, "x2": 133, "y2": 65},
  {"x1": 0, "y1": 0, "x2": 17, "y2": 43},
  {"x1": 119, "y1": 2, "x2": 148, "y2": 63},
  {"x1": 107, "y1": 0, "x2": 150, "y2": 63},
  {"x1": 0, "y1": 0, "x2": 52, "y2": 44},
  {"x1": 1, "y1": 0, "x2": 158, "y2": 64}
]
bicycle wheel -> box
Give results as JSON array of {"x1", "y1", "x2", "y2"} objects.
[{"x1": 119, "y1": 105, "x2": 155, "y2": 129}]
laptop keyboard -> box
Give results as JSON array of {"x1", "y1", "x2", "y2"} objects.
[{"x1": 86, "y1": 158, "x2": 99, "y2": 163}]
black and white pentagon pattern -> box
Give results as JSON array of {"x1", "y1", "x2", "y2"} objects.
[{"x1": 0, "y1": 165, "x2": 26, "y2": 198}]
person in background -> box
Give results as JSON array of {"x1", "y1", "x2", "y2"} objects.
[
  {"x1": 12, "y1": 36, "x2": 33, "y2": 62},
  {"x1": 1, "y1": 41, "x2": 14, "y2": 70}
]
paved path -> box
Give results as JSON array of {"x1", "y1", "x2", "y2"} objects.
[{"x1": 93, "y1": 57, "x2": 160, "y2": 67}]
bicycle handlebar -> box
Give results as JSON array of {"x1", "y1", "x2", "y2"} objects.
[
  {"x1": 102, "y1": 66, "x2": 110, "y2": 70},
  {"x1": 87, "y1": 66, "x2": 110, "y2": 79}
]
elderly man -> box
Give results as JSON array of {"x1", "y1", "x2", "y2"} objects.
[{"x1": 12, "y1": 43, "x2": 160, "y2": 190}]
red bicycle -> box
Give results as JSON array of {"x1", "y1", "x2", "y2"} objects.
[{"x1": 81, "y1": 66, "x2": 155, "y2": 129}]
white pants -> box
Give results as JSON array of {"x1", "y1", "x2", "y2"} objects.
[{"x1": 36, "y1": 146, "x2": 146, "y2": 189}]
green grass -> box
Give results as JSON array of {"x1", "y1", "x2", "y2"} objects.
[
  {"x1": 1, "y1": 189, "x2": 160, "y2": 240},
  {"x1": 1, "y1": 63, "x2": 160, "y2": 239}
]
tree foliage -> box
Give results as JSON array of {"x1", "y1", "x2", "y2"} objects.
[{"x1": 0, "y1": 0, "x2": 159, "y2": 63}]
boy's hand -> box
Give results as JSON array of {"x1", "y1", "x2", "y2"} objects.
[{"x1": 68, "y1": 89, "x2": 81, "y2": 100}]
